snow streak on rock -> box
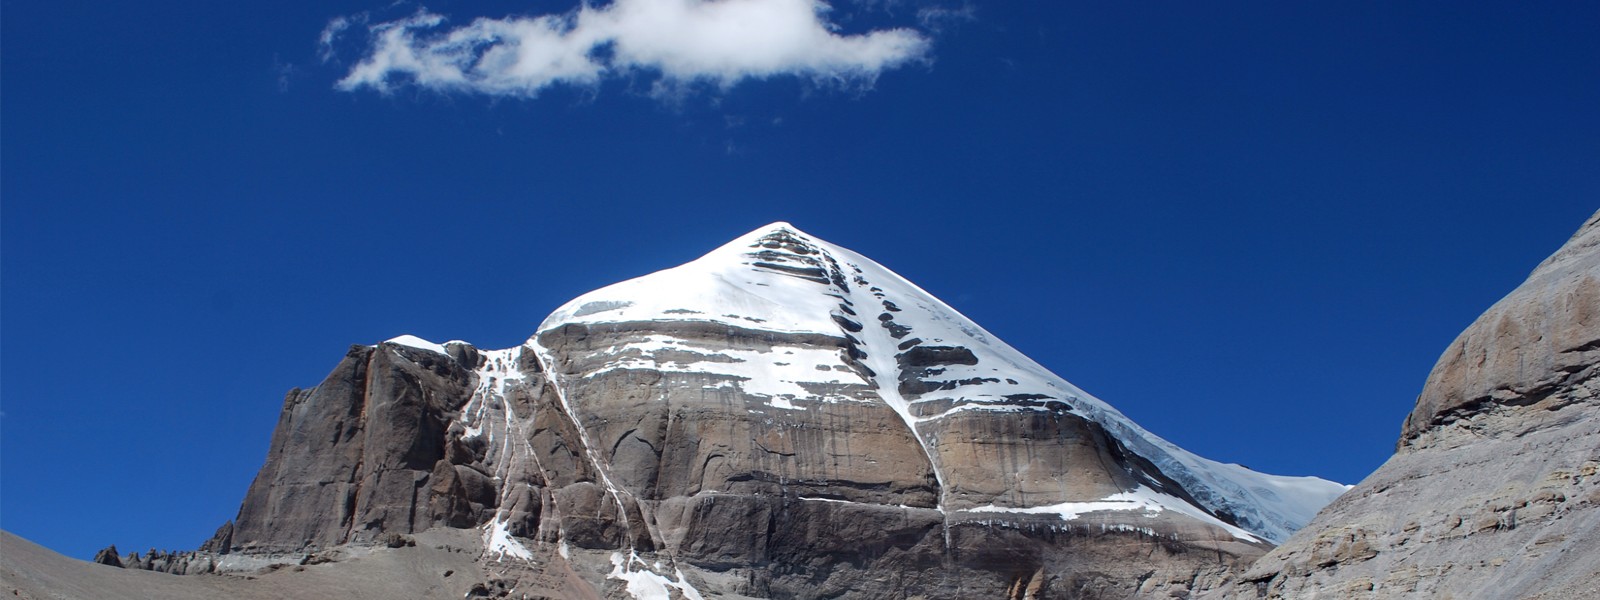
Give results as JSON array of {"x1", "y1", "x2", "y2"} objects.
[
  {"x1": 454, "y1": 347, "x2": 546, "y2": 560},
  {"x1": 528, "y1": 338, "x2": 644, "y2": 540}
]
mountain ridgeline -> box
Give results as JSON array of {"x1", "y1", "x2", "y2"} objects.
[
  {"x1": 9, "y1": 214, "x2": 1595, "y2": 600},
  {"x1": 200, "y1": 223, "x2": 1347, "y2": 598}
]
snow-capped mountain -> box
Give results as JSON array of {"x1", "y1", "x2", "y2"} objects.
[
  {"x1": 537, "y1": 222, "x2": 1345, "y2": 544},
  {"x1": 139, "y1": 222, "x2": 1347, "y2": 598},
  {"x1": 25, "y1": 214, "x2": 1599, "y2": 600}
]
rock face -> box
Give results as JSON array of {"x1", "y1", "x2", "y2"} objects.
[
  {"x1": 172, "y1": 223, "x2": 1350, "y2": 598},
  {"x1": 514, "y1": 224, "x2": 1349, "y2": 598},
  {"x1": 224, "y1": 340, "x2": 483, "y2": 553},
  {"x1": 1212, "y1": 210, "x2": 1600, "y2": 599},
  {"x1": 92, "y1": 546, "x2": 122, "y2": 567}
]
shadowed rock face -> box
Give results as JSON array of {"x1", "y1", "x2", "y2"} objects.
[
  {"x1": 228, "y1": 342, "x2": 482, "y2": 553},
  {"x1": 1205, "y1": 210, "x2": 1600, "y2": 600}
]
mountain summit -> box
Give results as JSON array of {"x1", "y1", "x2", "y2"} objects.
[
  {"x1": 25, "y1": 223, "x2": 1350, "y2": 599},
  {"x1": 538, "y1": 222, "x2": 1344, "y2": 543}
]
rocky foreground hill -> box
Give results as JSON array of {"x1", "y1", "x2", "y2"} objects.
[
  {"x1": 5, "y1": 213, "x2": 1598, "y2": 599},
  {"x1": 1197, "y1": 210, "x2": 1600, "y2": 599}
]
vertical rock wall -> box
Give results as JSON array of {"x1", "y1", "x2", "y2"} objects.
[{"x1": 224, "y1": 342, "x2": 479, "y2": 553}]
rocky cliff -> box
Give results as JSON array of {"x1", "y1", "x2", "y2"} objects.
[
  {"x1": 79, "y1": 223, "x2": 1352, "y2": 599},
  {"x1": 1205, "y1": 209, "x2": 1600, "y2": 599},
  {"x1": 227, "y1": 341, "x2": 484, "y2": 553}
]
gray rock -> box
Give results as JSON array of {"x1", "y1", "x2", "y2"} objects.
[
  {"x1": 1204, "y1": 209, "x2": 1600, "y2": 599},
  {"x1": 1403, "y1": 210, "x2": 1600, "y2": 449}
]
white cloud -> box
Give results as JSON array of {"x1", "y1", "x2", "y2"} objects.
[
  {"x1": 319, "y1": 16, "x2": 353, "y2": 64},
  {"x1": 333, "y1": 0, "x2": 932, "y2": 98}
]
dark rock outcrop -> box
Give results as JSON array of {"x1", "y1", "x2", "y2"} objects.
[
  {"x1": 92, "y1": 546, "x2": 122, "y2": 567},
  {"x1": 223, "y1": 341, "x2": 481, "y2": 553}
]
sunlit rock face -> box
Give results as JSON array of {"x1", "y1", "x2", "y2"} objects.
[
  {"x1": 1206, "y1": 210, "x2": 1600, "y2": 600},
  {"x1": 198, "y1": 222, "x2": 1348, "y2": 599}
]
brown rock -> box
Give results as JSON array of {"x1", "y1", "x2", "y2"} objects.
[{"x1": 226, "y1": 341, "x2": 481, "y2": 553}]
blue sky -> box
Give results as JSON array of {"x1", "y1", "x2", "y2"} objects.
[{"x1": 2, "y1": 0, "x2": 1596, "y2": 559}]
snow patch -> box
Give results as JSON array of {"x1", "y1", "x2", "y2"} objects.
[
  {"x1": 484, "y1": 516, "x2": 533, "y2": 560},
  {"x1": 385, "y1": 334, "x2": 448, "y2": 355},
  {"x1": 769, "y1": 397, "x2": 801, "y2": 410},
  {"x1": 608, "y1": 552, "x2": 705, "y2": 600},
  {"x1": 578, "y1": 337, "x2": 866, "y2": 404},
  {"x1": 966, "y1": 486, "x2": 1263, "y2": 542}
]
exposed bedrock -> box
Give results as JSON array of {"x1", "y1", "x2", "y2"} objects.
[
  {"x1": 212, "y1": 339, "x2": 615, "y2": 556},
  {"x1": 538, "y1": 321, "x2": 940, "y2": 509},
  {"x1": 227, "y1": 342, "x2": 478, "y2": 553},
  {"x1": 930, "y1": 407, "x2": 1152, "y2": 510},
  {"x1": 532, "y1": 291, "x2": 1272, "y2": 598}
]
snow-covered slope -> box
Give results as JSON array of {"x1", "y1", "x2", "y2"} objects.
[{"x1": 538, "y1": 222, "x2": 1346, "y2": 543}]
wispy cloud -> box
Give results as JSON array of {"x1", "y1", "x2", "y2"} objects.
[
  {"x1": 916, "y1": 4, "x2": 975, "y2": 33},
  {"x1": 328, "y1": 0, "x2": 933, "y2": 99},
  {"x1": 273, "y1": 55, "x2": 299, "y2": 92},
  {"x1": 318, "y1": 16, "x2": 354, "y2": 64}
]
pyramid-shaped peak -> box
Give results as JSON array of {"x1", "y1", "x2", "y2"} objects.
[
  {"x1": 752, "y1": 220, "x2": 805, "y2": 235},
  {"x1": 723, "y1": 221, "x2": 820, "y2": 248},
  {"x1": 536, "y1": 223, "x2": 1348, "y2": 544},
  {"x1": 684, "y1": 221, "x2": 842, "y2": 279},
  {"x1": 540, "y1": 220, "x2": 856, "y2": 337}
]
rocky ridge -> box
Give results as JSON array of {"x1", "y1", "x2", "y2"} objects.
[{"x1": 1200, "y1": 209, "x2": 1600, "y2": 599}]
